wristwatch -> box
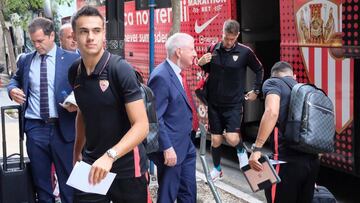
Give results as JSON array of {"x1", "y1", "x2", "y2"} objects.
[
  {"x1": 253, "y1": 89, "x2": 261, "y2": 95},
  {"x1": 106, "y1": 148, "x2": 118, "y2": 160},
  {"x1": 251, "y1": 143, "x2": 262, "y2": 152}
]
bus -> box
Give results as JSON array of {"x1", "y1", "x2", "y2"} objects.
[{"x1": 79, "y1": 0, "x2": 360, "y2": 176}]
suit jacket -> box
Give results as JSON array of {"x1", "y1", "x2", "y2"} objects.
[
  {"x1": 148, "y1": 61, "x2": 193, "y2": 164},
  {"x1": 7, "y1": 47, "x2": 79, "y2": 142}
]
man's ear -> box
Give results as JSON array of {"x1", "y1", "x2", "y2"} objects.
[
  {"x1": 293, "y1": 74, "x2": 297, "y2": 80},
  {"x1": 175, "y1": 48, "x2": 182, "y2": 58},
  {"x1": 50, "y1": 31, "x2": 55, "y2": 41}
]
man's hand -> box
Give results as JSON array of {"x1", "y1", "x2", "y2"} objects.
[
  {"x1": 245, "y1": 90, "x2": 258, "y2": 101},
  {"x1": 59, "y1": 103, "x2": 78, "y2": 112},
  {"x1": 9, "y1": 88, "x2": 26, "y2": 104},
  {"x1": 89, "y1": 154, "x2": 114, "y2": 185},
  {"x1": 249, "y1": 151, "x2": 263, "y2": 171},
  {"x1": 163, "y1": 147, "x2": 177, "y2": 167},
  {"x1": 198, "y1": 53, "x2": 212, "y2": 66}
]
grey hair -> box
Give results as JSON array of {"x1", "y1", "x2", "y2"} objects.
[
  {"x1": 59, "y1": 23, "x2": 72, "y2": 38},
  {"x1": 223, "y1": 19, "x2": 240, "y2": 35},
  {"x1": 165, "y1": 33, "x2": 194, "y2": 58}
]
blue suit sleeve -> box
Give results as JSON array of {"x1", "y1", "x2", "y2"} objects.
[
  {"x1": 7, "y1": 55, "x2": 25, "y2": 99},
  {"x1": 148, "y1": 74, "x2": 172, "y2": 151}
]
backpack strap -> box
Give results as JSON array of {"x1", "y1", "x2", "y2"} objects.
[
  {"x1": 277, "y1": 77, "x2": 328, "y2": 96},
  {"x1": 76, "y1": 61, "x2": 81, "y2": 78},
  {"x1": 201, "y1": 42, "x2": 219, "y2": 74},
  {"x1": 66, "y1": 58, "x2": 81, "y2": 88},
  {"x1": 134, "y1": 70, "x2": 144, "y2": 84},
  {"x1": 269, "y1": 77, "x2": 294, "y2": 133},
  {"x1": 208, "y1": 42, "x2": 217, "y2": 53},
  {"x1": 106, "y1": 54, "x2": 123, "y2": 103}
]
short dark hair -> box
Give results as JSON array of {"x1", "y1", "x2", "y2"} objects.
[
  {"x1": 71, "y1": 5, "x2": 104, "y2": 31},
  {"x1": 223, "y1": 19, "x2": 240, "y2": 35},
  {"x1": 28, "y1": 17, "x2": 54, "y2": 36},
  {"x1": 271, "y1": 61, "x2": 293, "y2": 77}
]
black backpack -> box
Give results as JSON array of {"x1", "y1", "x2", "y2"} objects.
[
  {"x1": 279, "y1": 78, "x2": 335, "y2": 154},
  {"x1": 76, "y1": 54, "x2": 160, "y2": 154}
]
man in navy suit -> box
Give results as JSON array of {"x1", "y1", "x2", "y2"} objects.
[
  {"x1": 7, "y1": 17, "x2": 79, "y2": 203},
  {"x1": 148, "y1": 33, "x2": 198, "y2": 203}
]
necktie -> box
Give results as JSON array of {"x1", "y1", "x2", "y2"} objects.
[
  {"x1": 180, "y1": 71, "x2": 199, "y2": 131},
  {"x1": 40, "y1": 55, "x2": 49, "y2": 120}
]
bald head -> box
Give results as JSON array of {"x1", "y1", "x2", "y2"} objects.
[{"x1": 59, "y1": 23, "x2": 77, "y2": 52}]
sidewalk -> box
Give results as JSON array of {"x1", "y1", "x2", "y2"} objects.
[
  {"x1": 194, "y1": 155, "x2": 264, "y2": 203},
  {"x1": 147, "y1": 149, "x2": 264, "y2": 203},
  {"x1": 149, "y1": 172, "x2": 251, "y2": 203},
  {"x1": 0, "y1": 73, "x2": 10, "y2": 89},
  {"x1": 0, "y1": 76, "x2": 18, "y2": 117}
]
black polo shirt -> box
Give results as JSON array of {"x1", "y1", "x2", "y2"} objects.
[
  {"x1": 201, "y1": 42, "x2": 263, "y2": 106},
  {"x1": 262, "y1": 76, "x2": 317, "y2": 162},
  {"x1": 68, "y1": 51, "x2": 147, "y2": 178}
]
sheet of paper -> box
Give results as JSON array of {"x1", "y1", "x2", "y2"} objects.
[
  {"x1": 63, "y1": 91, "x2": 77, "y2": 106},
  {"x1": 66, "y1": 161, "x2": 116, "y2": 195}
]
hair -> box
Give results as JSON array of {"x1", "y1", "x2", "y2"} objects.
[
  {"x1": 165, "y1": 33, "x2": 194, "y2": 58},
  {"x1": 59, "y1": 23, "x2": 72, "y2": 38},
  {"x1": 28, "y1": 17, "x2": 54, "y2": 36},
  {"x1": 271, "y1": 61, "x2": 294, "y2": 77},
  {"x1": 223, "y1": 19, "x2": 240, "y2": 35},
  {"x1": 71, "y1": 5, "x2": 104, "y2": 31}
]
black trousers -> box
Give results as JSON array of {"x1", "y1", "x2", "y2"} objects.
[
  {"x1": 73, "y1": 174, "x2": 148, "y2": 203},
  {"x1": 265, "y1": 158, "x2": 320, "y2": 203}
]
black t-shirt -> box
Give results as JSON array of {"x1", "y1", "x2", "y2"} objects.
[
  {"x1": 68, "y1": 51, "x2": 147, "y2": 178},
  {"x1": 262, "y1": 76, "x2": 317, "y2": 161}
]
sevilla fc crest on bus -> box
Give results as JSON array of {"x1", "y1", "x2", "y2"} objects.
[{"x1": 294, "y1": 0, "x2": 355, "y2": 133}]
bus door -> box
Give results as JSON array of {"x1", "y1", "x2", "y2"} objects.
[{"x1": 237, "y1": 0, "x2": 281, "y2": 139}]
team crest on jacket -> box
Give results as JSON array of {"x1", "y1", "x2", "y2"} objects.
[
  {"x1": 99, "y1": 80, "x2": 109, "y2": 92},
  {"x1": 232, "y1": 55, "x2": 238, "y2": 61}
]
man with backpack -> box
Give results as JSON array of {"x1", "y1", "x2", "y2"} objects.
[
  {"x1": 68, "y1": 6, "x2": 149, "y2": 202},
  {"x1": 248, "y1": 61, "x2": 320, "y2": 203}
]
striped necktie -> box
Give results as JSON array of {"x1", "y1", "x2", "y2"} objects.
[
  {"x1": 40, "y1": 55, "x2": 49, "y2": 120},
  {"x1": 180, "y1": 71, "x2": 199, "y2": 131}
]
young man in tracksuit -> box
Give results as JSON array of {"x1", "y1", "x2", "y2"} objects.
[{"x1": 198, "y1": 19, "x2": 264, "y2": 180}]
